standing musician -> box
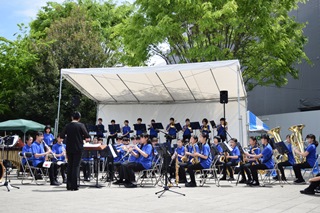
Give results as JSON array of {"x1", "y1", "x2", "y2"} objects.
[
  {"x1": 107, "y1": 120, "x2": 118, "y2": 145},
  {"x1": 239, "y1": 136, "x2": 261, "y2": 184},
  {"x1": 273, "y1": 135, "x2": 295, "y2": 181},
  {"x1": 166, "y1": 117, "x2": 177, "y2": 154},
  {"x1": 220, "y1": 138, "x2": 241, "y2": 181},
  {"x1": 216, "y1": 118, "x2": 228, "y2": 142},
  {"x1": 185, "y1": 133, "x2": 212, "y2": 187},
  {"x1": 95, "y1": 118, "x2": 105, "y2": 139},
  {"x1": 113, "y1": 133, "x2": 153, "y2": 188},
  {"x1": 200, "y1": 118, "x2": 211, "y2": 138},
  {"x1": 122, "y1": 120, "x2": 131, "y2": 139},
  {"x1": 182, "y1": 118, "x2": 193, "y2": 143},
  {"x1": 52, "y1": 134, "x2": 68, "y2": 183},
  {"x1": 31, "y1": 132, "x2": 59, "y2": 185},
  {"x1": 135, "y1": 118, "x2": 144, "y2": 136},
  {"x1": 245, "y1": 134, "x2": 274, "y2": 186},
  {"x1": 148, "y1": 119, "x2": 158, "y2": 140},
  {"x1": 293, "y1": 134, "x2": 318, "y2": 184},
  {"x1": 169, "y1": 139, "x2": 186, "y2": 182},
  {"x1": 43, "y1": 125, "x2": 54, "y2": 147}
]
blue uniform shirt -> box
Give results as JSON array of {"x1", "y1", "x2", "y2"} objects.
[
  {"x1": 200, "y1": 143, "x2": 212, "y2": 169},
  {"x1": 201, "y1": 125, "x2": 210, "y2": 136},
  {"x1": 183, "y1": 125, "x2": 192, "y2": 136},
  {"x1": 52, "y1": 143, "x2": 66, "y2": 161},
  {"x1": 188, "y1": 144, "x2": 200, "y2": 162},
  {"x1": 216, "y1": 144, "x2": 223, "y2": 153},
  {"x1": 114, "y1": 145, "x2": 125, "y2": 163},
  {"x1": 176, "y1": 146, "x2": 185, "y2": 162},
  {"x1": 217, "y1": 125, "x2": 226, "y2": 138},
  {"x1": 230, "y1": 146, "x2": 241, "y2": 163},
  {"x1": 306, "y1": 143, "x2": 317, "y2": 167},
  {"x1": 109, "y1": 124, "x2": 117, "y2": 134},
  {"x1": 22, "y1": 144, "x2": 32, "y2": 164},
  {"x1": 149, "y1": 127, "x2": 158, "y2": 138},
  {"x1": 122, "y1": 126, "x2": 131, "y2": 138},
  {"x1": 261, "y1": 143, "x2": 274, "y2": 169},
  {"x1": 138, "y1": 144, "x2": 153, "y2": 169},
  {"x1": 43, "y1": 133, "x2": 54, "y2": 146},
  {"x1": 136, "y1": 129, "x2": 143, "y2": 136},
  {"x1": 31, "y1": 141, "x2": 45, "y2": 166},
  {"x1": 166, "y1": 124, "x2": 177, "y2": 136},
  {"x1": 287, "y1": 143, "x2": 295, "y2": 165}
]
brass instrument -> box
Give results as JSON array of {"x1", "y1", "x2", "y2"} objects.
[
  {"x1": 190, "y1": 144, "x2": 199, "y2": 165},
  {"x1": 268, "y1": 127, "x2": 288, "y2": 163},
  {"x1": 175, "y1": 154, "x2": 179, "y2": 185},
  {"x1": 250, "y1": 147, "x2": 260, "y2": 165},
  {"x1": 181, "y1": 143, "x2": 189, "y2": 163},
  {"x1": 289, "y1": 124, "x2": 306, "y2": 164}
]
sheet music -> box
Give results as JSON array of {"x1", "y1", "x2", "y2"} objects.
[
  {"x1": 83, "y1": 143, "x2": 101, "y2": 148},
  {"x1": 108, "y1": 144, "x2": 117, "y2": 158},
  {"x1": 224, "y1": 141, "x2": 233, "y2": 152}
]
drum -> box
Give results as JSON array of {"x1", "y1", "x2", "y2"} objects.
[{"x1": 0, "y1": 161, "x2": 5, "y2": 182}]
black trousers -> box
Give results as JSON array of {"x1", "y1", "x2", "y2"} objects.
[
  {"x1": 55, "y1": 162, "x2": 67, "y2": 180},
  {"x1": 222, "y1": 161, "x2": 238, "y2": 178},
  {"x1": 293, "y1": 162, "x2": 312, "y2": 181},
  {"x1": 119, "y1": 162, "x2": 145, "y2": 183},
  {"x1": 239, "y1": 163, "x2": 253, "y2": 181},
  {"x1": 36, "y1": 162, "x2": 56, "y2": 183},
  {"x1": 250, "y1": 164, "x2": 268, "y2": 183},
  {"x1": 67, "y1": 151, "x2": 82, "y2": 189},
  {"x1": 305, "y1": 173, "x2": 320, "y2": 192},
  {"x1": 187, "y1": 163, "x2": 204, "y2": 184},
  {"x1": 169, "y1": 161, "x2": 187, "y2": 181},
  {"x1": 107, "y1": 135, "x2": 117, "y2": 145},
  {"x1": 277, "y1": 161, "x2": 292, "y2": 179},
  {"x1": 81, "y1": 161, "x2": 92, "y2": 179}
]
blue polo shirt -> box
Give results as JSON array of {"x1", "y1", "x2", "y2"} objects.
[
  {"x1": 183, "y1": 125, "x2": 192, "y2": 136},
  {"x1": 200, "y1": 143, "x2": 212, "y2": 169},
  {"x1": 176, "y1": 146, "x2": 185, "y2": 162},
  {"x1": 217, "y1": 125, "x2": 226, "y2": 138},
  {"x1": 31, "y1": 141, "x2": 45, "y2": 166},
  {"x1": 136, "y1": 129, "x2": 143, "y2": 136},
  {"x1": 22, "y1": 144, "x2": 32, "y2": 164},
  {"x1": 149, "y1": 127, "x2": 158, "y2": 138},
  {"x1": 201, "y1": 125, "x2": 210, "y2": 136},
  {"x1": 230, "y1": 146, "x2": 241, "y2": 163},
  {"x1": 287, "y1": 143, "x2": 295, "y2": 165},
  {"x1": 138, "y1": 144, "x2": 153, "y2": 169},
  {"x1": 216, "y1": 144, "x2": 223, "y2": 153},
  {"x1": 261, "y1": 143, "x2": 274, "y2": 169},
  {"x1": 122, "y1": 126, "x2": 131, "y2": 138},
  {"x1": 43, "y1": 133, "x2": 54, "y2": 146},
  {"x1": 306, "y1": 143, "x2": 317, "y2": 167},
  {"x1": 166, "y1": 125, "x2": 177, "y2": 136},
  {"x1": 114, "y1": 145, "x2": 125, "y2": 163},
  {"x1": 52, "y1": 143, "x2": 66, "y2": 161},
  {"x1": 188, "y1": 144, "x2": 200, "y2": 162}
]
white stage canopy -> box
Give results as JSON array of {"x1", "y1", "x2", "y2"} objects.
[{"x1": 59, "y1": 60, "x2": 248, "y2": 144}]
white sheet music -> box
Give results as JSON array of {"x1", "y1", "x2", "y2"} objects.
[
  {"x1": 224, "y1": 141, "x2": 233, "y2": 152},
  {"x1": 83, "y1": 143, "x2": 101, "y2": 148},
  {"x1": 108, "y1": 144, "x2": 117, "y2": 158}
]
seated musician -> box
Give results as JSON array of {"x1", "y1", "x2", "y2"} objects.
[
  {"x1": 113, "y1": 133, "x2": 153, "y2": 188},
  {"x1": 107, "y1": 120, "x2": 118, "y2": 145},
  {"x1": 122, "y1": 120, "x2": 131, "y2": 139},
  {"x1": 166, "y1": 117, "x2": 177, "y2": 154},
  {"x1": 182, "y1": 118, "x2": 193, "y2": 143},
  {"x1": 200, "y1": 118, "x2": 211, "y2": 139},
  {"x1": 239, "y1": 136, "x2": 261, "y2": 184},
  {"x1": 180, "y1": 135, "x2": 200, "y2": 179},
  {"x1": 185, "y1": 133, "x2": 212, "y2": 187},
  {"x1": 148, "y1": 119, "x2": 158, "y2": 140},
  {"x1": 293, "y1": 134, "x2": 318, "y2": 184},
  {"x1": 31, "y1": 132, "x2": 60, "y2": 185},
  {"x1": 125, "y1": 136, "x2": 140, "y2": 164},
  {"x1": 22, "y1": 135, "x2": 33, "y2": 166},
  {"x1": 151, "y1": 137, "x2": 160, "y2": 164},
  {"x1": 220, "y1": 138, "x2": 241, "y2": 181},
  {"x1": 246, "y1": 134, "x2": 274, "y2": 186},
  {"x1": 273, "y1": 135, "x2": 295, "y2": 181},
  {"x1": 216, "y1": 118, "x2": 227, "y2": 142},
  {"x1": 81, "y1": 139, "x2": 95, "y2": 181},
  {"x1": 213, "y1": 136, "x2": 223, "y2": 154},
  {"x1": 52, "y1": 134, "x2": 67, "y2": 183},
  {"x1": 300, "y1": 173, "x2": 320, "y2": 195},
  {"x1": 169, "y1": 139, "x2": 186, "y2": 183}
]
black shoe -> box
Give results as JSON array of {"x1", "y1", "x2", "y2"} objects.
[
  {"x1": 35, "y1": 174, "x2": 43, "y2": 180},
  {"x1": 219, "y1": 176, "x2": 226, "y2": 181},
  {"x1": 113, "y1": 180, "x2": 124, "y2": 185},
  {"x1": 62, "y1": 179, "x2": 67, "y2": 184},
  {"x1": 140, "y1": 174, "x2": 147, "y2": 179},
  {"x1": 294, "y1": 179, "x2": 306, "y2": 184},
  {"x1": 281, "y1": 177, "x2": 287, "y2": 181},
  {"x1": 124, "y1": 182, "x2": 137, "y2": 188},
  {"x1": 238, "y1": 179, "x2": 246, "y2": 184},
  {"x1": 300, "y1": 189, "x2": 315, "y2": 195},
  {"x1": 249, "y1": 181, "x2": 259, "y2": 186},
  {"x1": 185, "y1": 182, "x2": 197, "y2": 187},
  {"x1": 246, "y1": 179, "x2": 253, "y2": 185},
  {"x1": 71, "y1": 188, "x2": 79, "y2": 191},
  {"x1": 50, "y1": 181, "x2": 61, "y2": 186},
  {"x1": 228, "y1": 177, "x2": 235, "y2": 181},
  {"x1": 273, "y1": 176, "x2": 280, "y2": 180},
  {"x1": 179, "y1": 179, "x2": 186, "y2": 184},
  {"x1": 84, "y1": 178, "x2": 90, "y2": 182}
]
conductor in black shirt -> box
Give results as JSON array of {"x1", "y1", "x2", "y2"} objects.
[{"x1": 61, "y1": 112, "x2": 90, "y2": 191}]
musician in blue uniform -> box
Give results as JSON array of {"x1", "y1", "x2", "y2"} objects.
[
  {"x1": 22, "y1": 136, "x2": 33, "y2": 166},
  {"x1": 52, "y1": 135, "x2": 67, "y2": 183},
  {"x1": 114, "y1": 133, "x2": 153, "y2": 188},
  {"x1": 148, "y1": 119, "x2": 158, "y2": 140},
  {"x1": 246, "y1": 134, "x2": 274, "y2": 186},
  {"x1": 95, "y1": 118, "x2": 105, "y2": 139},
  {"x1": 216, "y1": 118, "x2": 228, "y2": 142},
  {"x1": 200, "y1": 118, "x2": 210, "y2": 138},
  {"x1": 107, "y1": 120, "x2": 118, "y2": 145},
  {"x1": 43, "y1": 125, "x2": 54, "y2": 147},
  {"x1": 169, "y1": 139, "x2": 185, "y2": 180},
  {"x1": 239, "y1": 136, "x2": 261, "y2": 184},
  {"x1": 273, "y1": 135, "x2": 295, "y2": 181},
  {"x1": 220, "y1": 138, "x2": 241, "y2": 181},
  {"x1": 166, "y1": 117, "x2": 177, "y2": 154},
  {"x1": 293, "y1": 134, "x2": 318, "y2": 184},
  {"x1": 122, "y1": 120, "x2": 131, "y2": 139},
  {"x1": 182, "y1": 118, "x2": 193, "y2": 143},
  {"x1": 185, "y1": 133, "x2": 212, "y2": 187},
  {"x1": 135, "y1": 118, "x2": 144, "y2": 136}
]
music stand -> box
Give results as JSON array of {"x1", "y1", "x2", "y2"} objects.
[
  {"x1": 219, "y1": 141, "x2": 233, "y2": 153},
  {"x1": 134, "y1": 124, "x2": 146, "y2": 134},
  {"x1": 154, "y1": 144, "x2": 185, "y2": 198},
  {"x1": 0, "y1": 135, "x2": 20, "y2": 192},
  {"x1": 152, "y1": 123, "x2": 164, "y2": 130},
  {"x1": 210, "y1": 120, "x2": 216, "y2": 128},
  {"x1": 210, "y1": 144, "x2": 220, "y2": 157},
  {"x1": 274, "y1": 141, "x2": 289, "y2": 161},
  {"x1": 174, "y1": 123, "x2": 182, "y2": 132},
  {"x1": 190, "y1": 122, "x2": 201, "y2": 130}
]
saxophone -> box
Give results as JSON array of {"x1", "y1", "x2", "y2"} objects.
[
  {"x1": 181, "y1": 142, "x2": 189, "y2": 163},
  {"x1": 289, "y1": 124, "x2": 306, "y2": 164},
  {"x1": 190, "y1": 144, "x2": 199, "y2": 165},
  {"x1": 175, "y1": 154, "x2": 179, "y2": 185}
]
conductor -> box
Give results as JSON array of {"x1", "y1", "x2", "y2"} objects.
[{"x1": 61, "y1": 112, "x2": 90, "y2": 191}]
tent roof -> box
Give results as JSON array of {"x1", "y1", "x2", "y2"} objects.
[
  {"x1": 0, "y1": 119, "x2": 45, "y2": 133},
  {"x1": 61, "y1": 60, "x2": 246, "y2": 104}
]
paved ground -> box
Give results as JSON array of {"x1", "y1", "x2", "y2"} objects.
[{"x1": 1, "y1": 170, "x2": 319, "y2": 213}]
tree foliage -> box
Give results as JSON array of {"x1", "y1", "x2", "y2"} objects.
[{"x1": 116, "y1": 0, "x2": 309, "y2": 90}]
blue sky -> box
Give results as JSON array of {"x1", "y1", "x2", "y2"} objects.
[{"x1": 0, "y1": 0, "x2": 133, "y2": 41}]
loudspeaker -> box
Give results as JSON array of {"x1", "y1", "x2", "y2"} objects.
[{"x1": 220, "y1": 90, "x2": 228, "y2": 104}]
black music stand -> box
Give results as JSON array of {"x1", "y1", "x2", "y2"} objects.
[
  {"x1": 108, "y1": 124, "x2": 120, "y2": 134},
  {"x1": 152, "y1": 123, "x2": 164, "y2": 130},
  {"x1": 134, "y1": 124, "x2": 147, "y2": 135},
  {"x1": 274, "y1": 141, "x2": 289, "y2": 158},
  {"x1": 174, "y1": 123, "x2": 182, "y2": 132},
  {"x1": 154, "y1": 144, "x2": 185, "y2": 198},
  {"x1": 190, "y1": 122, "x2": 201, "y2": 130},
  {"x1": 210, "y1": 144, "x2": 220, "y2": 157},
  {"x1": 210, "y1": 120, "x2": 217, "y2": 128},
  {"x1": 0, "y1": 136, "x2": 20, "y2": 192}
]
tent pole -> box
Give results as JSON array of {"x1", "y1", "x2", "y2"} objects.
[
  {"x1": 55, "y1": 71, "x2": 63, "y2": 138},
  {"x1": 237, "y1": 66, "x2": 243, "y2": 146}
]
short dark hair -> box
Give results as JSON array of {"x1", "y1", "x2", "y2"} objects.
[
  {"x1": 201, "y1": 132, "x2": 208, "y2": 139},
  {"x1": 124, "y1": 120, "x2": 129, "y2": 123},
  {"x1": 137, "y1": 118, "x2": 142, "y2": 122},
  {"x1": 151, "y1": 119, "x2": 155, "y2": 122},
  {"x1": 98, "y1": 118, "x2": 103, "y2": 121},
  {"x1": 306, "y1": 134, "x2": 316, "y2": 140},
  {"x1": 44, "y1": 125, "x2": 51, "y2": 132},
  {"x1": 170, "y1": 117, "x2": 174, "y2": 121},
  {"x1": 249, "y1": 136, "x2": 257, "y2": 142},
  {"x1": 72, "y1": 111, "x2": 81, "y2": 120},
  {"x1": 231, "y1": 138, "x2": 238, "y2": 143},
  {"x1": 192, "y1": 135, "x2": 198, "y2": 141},
  {"x1": 141, "y1": 133, "x2": 149, "y2": 138},
  {"x1": 214, "y1": 136, "x2": 221, "y2": 142},
  {"x1": 202, "y1": 118, "x2": 208, "y2": 124},
  {"x1": 111, "y1": 119, "x2": 115, "y2": 123},
  {"x1": 36, "y1": 131, "x2": 43, "y2": 137},
  {"x1": 220, "y1": 118, "x2": 226, "y2": 121},
  {"x1": 185, "y1": 118, "x2": 190, "y2": 122},
  {"x1": 261, "y1": 134, "x2": 269, "y2": 141}
]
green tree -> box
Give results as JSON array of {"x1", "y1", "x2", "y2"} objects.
[{"x1": 116, "y1": 0, "x2": 309, "y2": 90}]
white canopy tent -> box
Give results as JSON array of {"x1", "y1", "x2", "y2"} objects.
[{"x1": 58, "y1": 60, "x2": 248, "y2": 144}]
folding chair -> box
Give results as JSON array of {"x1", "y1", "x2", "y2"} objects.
[
  {"x1": 259, "y1": 163, "x2": 283, "y2": 187},
  {"x1": 303, "y1": 154, "x2": 319, "y2": 179},
  {"x1": 198, "y1": 155, "x2": 220, "y2": 187},
  {"x1": 19, "y1": 152, "x2": 47, "y2": 185},
  {"x1": 137, "y1": 157, "x2": 162, "y2": 187}
]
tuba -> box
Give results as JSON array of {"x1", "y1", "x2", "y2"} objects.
[
  {"x1": 268, "y1": 127, "x2": 288, "y2": 163},
  {"x1": 288, "y1": 124, "x2": 306, "y2": 164}
]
